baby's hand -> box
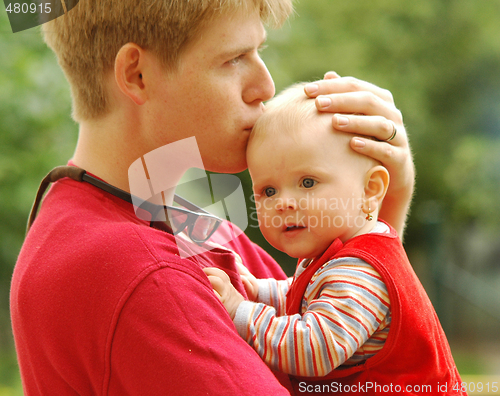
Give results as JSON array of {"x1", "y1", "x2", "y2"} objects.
[
  {"x1": 203, "y1": 267, "x2": 245, "y2": 320},
  {"x1": 235, "y1": 262, "x2": 259, "y2": 302}
]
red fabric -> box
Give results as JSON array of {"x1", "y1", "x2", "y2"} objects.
[
  {"x1": 287, "y1": 221, "x2": 465, "y2": 395},
  {"x1": 10, "y1": 173, "x2": 293, "y2": 395}
]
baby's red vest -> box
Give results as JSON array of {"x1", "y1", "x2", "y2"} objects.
[{"x1": 286, "y1": 221, "x2": 465, "y2": 395}]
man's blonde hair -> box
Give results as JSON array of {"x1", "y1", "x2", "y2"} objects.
[{"x1": 42, "y1": 0, "x2": 293, "y2": 122}]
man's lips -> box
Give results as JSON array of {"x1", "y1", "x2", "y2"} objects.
[{"x1": 243, "y1": 117, "x2": 260, "y2": 132}]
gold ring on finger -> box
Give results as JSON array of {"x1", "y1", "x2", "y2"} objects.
[{"x1": 386, "y1": 122, "x2": 397, "y2": 141}]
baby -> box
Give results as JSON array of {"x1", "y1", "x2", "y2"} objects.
[{"x1": 204, "y1": 84, "x2": 463, "y2": 392}]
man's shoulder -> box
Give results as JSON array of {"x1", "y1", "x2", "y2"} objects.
[
  {"x1": 13, "y1": 177, "x2": 205, "y2": 330},
  {"x1": 18, "y1": 177, "x2": 189, "y2": 280}
]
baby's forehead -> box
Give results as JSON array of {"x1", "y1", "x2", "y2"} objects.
[
  {"x1": 248, "y1": 119, "x2": 354, "y2": 169},
  {"x1": 249, "y1": 105, "x2": 358, "y2": 161},
  {"x1": 291, "y1": 115, "x2": 353, "y2": 152}
]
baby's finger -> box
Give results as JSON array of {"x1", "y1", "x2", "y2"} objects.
[
  {"x1": 203, "y1": 267, "x2": 228, "y2": 280},
  {"x1": 205, "y1": 275, "x2": 226, "y2": 296},
  {"x1": 213, "y1": 287, "x2": 223, "y2": 300},
  {"x1": 203, "y1": 267, "x2": 230, "y2": 295},
  {"x1": 240, "y1": 275, "x2": 258, "y2": 301},
  {"x1": 240, "y1": 276, "x2": 252, "y2": 293},
  {"x1": 235, "y1": 261, "x2": 252, "y2": 277}
]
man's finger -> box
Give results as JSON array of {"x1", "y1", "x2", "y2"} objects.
[
  {"x1": 313, "y1": 91, "x2": 397, "y2": 120},
  {"x1": 323, "y1": 71, "x2": 341, "y2": 80},
  {"x1": 333, "y1": 114, "x2": 407, "y2": 146},
  {"x1": 305, "y1": 76, "x2": 394, "y2": 103},
  {"x1": 350, "y1": 137, "x2": 403, "y2": 171}
]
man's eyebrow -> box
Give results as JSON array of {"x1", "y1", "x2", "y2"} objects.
[{"x1": 217, "y1": 34, "x2": 268, "y2": 61}]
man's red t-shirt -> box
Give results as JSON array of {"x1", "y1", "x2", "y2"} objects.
[{"x1": 10, "y1": 174, "x2": 292, "y2": 395}]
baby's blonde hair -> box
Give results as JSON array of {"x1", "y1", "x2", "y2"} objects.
[
  {"x1": 251, "y1": 82, "x2": 316, "y2": 146},
  {"x1": 42, "y1": 0, "x2": 293, "y2": 122},
  {"x1": 251, "y1": 82, "x2": 380, "y2": 168}
]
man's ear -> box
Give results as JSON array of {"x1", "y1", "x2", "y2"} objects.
[
  {"x1": 362, "y1": 165, "x2": 390, "y2": 215},
  {"x1": 114, "y1": 43, "x2": 148, "y2": 106}
]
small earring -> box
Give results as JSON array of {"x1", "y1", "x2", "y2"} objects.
[{"x1": 366, "y1": 207, "x2": 373, "y2": 221}]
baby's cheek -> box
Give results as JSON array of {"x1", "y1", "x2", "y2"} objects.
[
  {"x1": 256, "y1": 207, "x2": 270, "y2": 229},
  {"x1": 258, "y1": 214, "x2": 280, "y2": 246}
]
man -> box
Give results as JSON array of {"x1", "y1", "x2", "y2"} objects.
[{"x1": 10, "y1": 0, "x2": 414, "y2": 394}]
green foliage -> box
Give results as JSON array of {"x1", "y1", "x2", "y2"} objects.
[{"x1": 444, "y1": 136, "x2": 500, "y2": 227}]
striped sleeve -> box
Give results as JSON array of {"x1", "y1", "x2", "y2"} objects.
[
  {"x1": 233, "y1": 257, "x2": 390, "y2": 377},
  {"x1": 254, "y1": 278, "x2": 292, "y2": 316}
]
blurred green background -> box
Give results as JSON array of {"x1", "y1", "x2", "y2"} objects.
[{"x1": 1, "y1": 0, "x2": 500, "y2": 393}]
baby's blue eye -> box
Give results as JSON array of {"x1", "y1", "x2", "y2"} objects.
[
  {"x1": 302, "y1": 178, "x2": 316, "y2": 188},
  {"x1": 264, "y1": 187, "x2": 276, "y2": 197}
]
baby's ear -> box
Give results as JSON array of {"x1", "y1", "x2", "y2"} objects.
[{"x1": 363, "y1": 165, "x2": 390, "y2": 213}]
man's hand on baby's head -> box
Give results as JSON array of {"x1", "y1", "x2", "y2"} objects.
[
  {"x1": 203, "y1": 268, "x2": 245, "y2": 320},
  {"x1": 303, "y1": 71, "x2": 414, "y2": 237}
]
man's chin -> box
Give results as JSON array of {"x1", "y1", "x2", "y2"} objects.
[{"x1": 205, "y1": 158, "x2": 248, "y2": 174}]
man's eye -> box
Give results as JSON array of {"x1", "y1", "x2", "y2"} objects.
[
  {"x1": 264, "y1": 187, "x2": 276, "y2": 197},
  {"x1": 228, "y1": 55, "x2": 243, "y2": 65},
  {"x1": 301, "y1": 178, "x2": 316, "y2": 188}
]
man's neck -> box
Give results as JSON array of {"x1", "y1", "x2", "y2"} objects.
[
  {"x1": 73, "y1": 114, "x2": 202, "y2": 207},
  {"x1": 73, "y1": 116, "x2": 138, "y2": 193}
]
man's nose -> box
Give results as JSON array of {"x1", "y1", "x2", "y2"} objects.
[{"x1": 242, "y1": 56, "x2": 275, "y2": 105}]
